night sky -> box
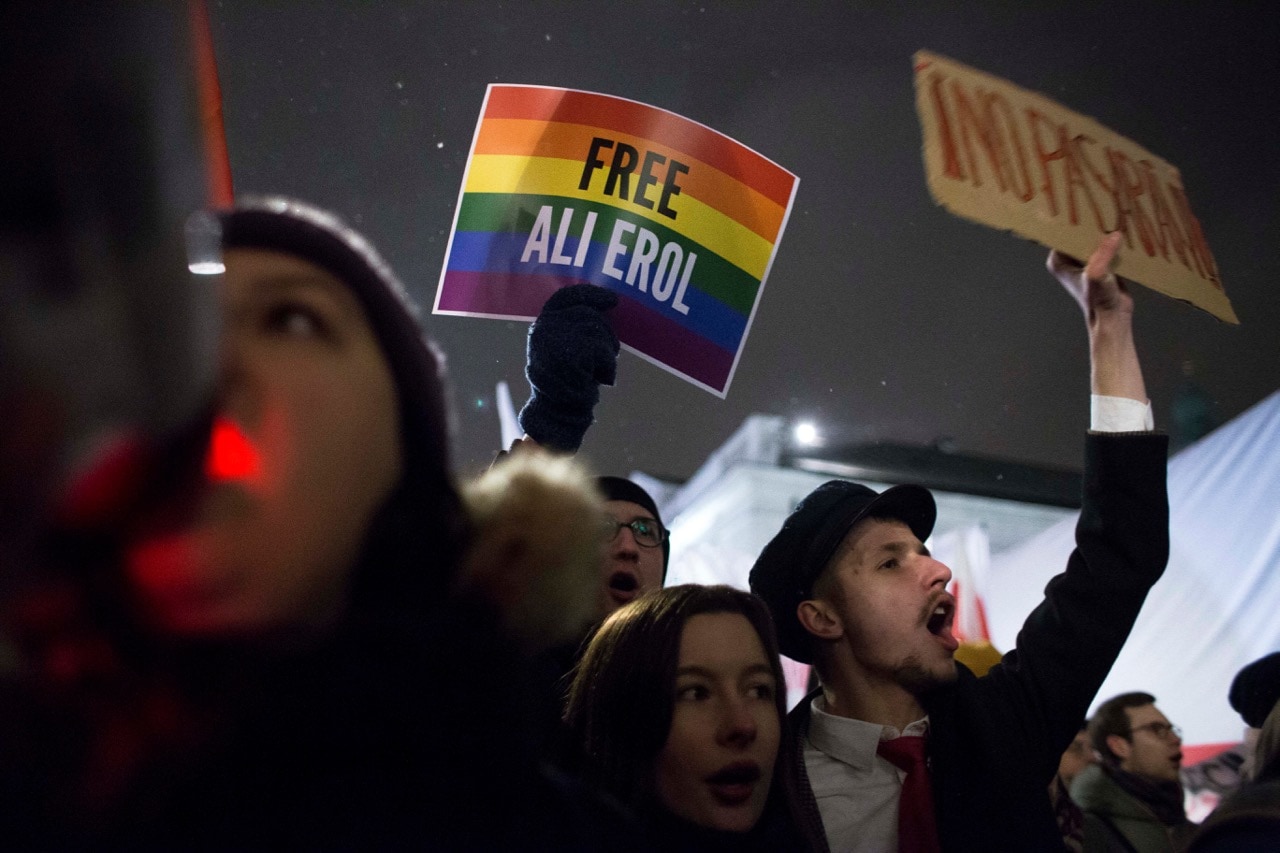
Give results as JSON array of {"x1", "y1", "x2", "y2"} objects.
[{"x1": 210, "y1": 1, "x2": 1280, "y2": 485}]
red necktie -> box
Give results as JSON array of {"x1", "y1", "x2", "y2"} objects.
[{"x1": 877, "y1": 736, "x2": 941, "y2": 853}]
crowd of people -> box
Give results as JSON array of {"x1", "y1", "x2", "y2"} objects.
[{"x1": 2, "y1": 185, "x2": 1277, "y2": 850}]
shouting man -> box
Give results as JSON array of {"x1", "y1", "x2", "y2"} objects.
[
  {"x1": 597, "y1": 475, "x2": 669, "y2": 616},
  {"x1": 750, "y1": 233, "x2": 1170, "y2": 852}
]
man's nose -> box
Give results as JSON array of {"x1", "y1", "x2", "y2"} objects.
[
  {"x1": 612, "y1": 524, "x2": 641, "y2": 553},
  {"x1": 922, "y1": 555, "x2": 952, "y2": 588}
]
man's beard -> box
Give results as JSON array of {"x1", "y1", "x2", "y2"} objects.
[{"x1": 893, "y1": 654, "x2": 958, "y2": 696}]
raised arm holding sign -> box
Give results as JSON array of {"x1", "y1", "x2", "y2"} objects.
[
  {"x1": 1049, "y1": 231, "x2": 1148, "y2": 405},
  {"x1": 750, "y1": 233, "x2": 1168, "y2": 852},
  {"x1": 518, "y1": 284, "x2": 620, "y2": 453}
]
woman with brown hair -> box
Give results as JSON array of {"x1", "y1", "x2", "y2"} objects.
[{"x1": 566, "y1": 584, "x2": 812, "y2": 851}]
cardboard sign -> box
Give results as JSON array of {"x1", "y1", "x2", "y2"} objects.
[
  {"x1": 434, "y1": 84, "x2": 800, "y2": 396},
  {"x1": 914, "y1": 50, "x2": 1236, "y2": 324}
]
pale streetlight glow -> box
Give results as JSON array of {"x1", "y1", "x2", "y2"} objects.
[{"x1": 794, "y1": 421, "x2": 819, "y2": 446}]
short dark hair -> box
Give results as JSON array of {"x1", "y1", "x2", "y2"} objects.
[
  {"x1": 1089, "y1": 691, "x2": 1156, "y2": 765},
  {"x1": 564, "y1": 585, "x2": 787, "y2": 814}
]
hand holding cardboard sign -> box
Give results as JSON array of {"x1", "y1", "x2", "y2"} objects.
[
  {"x1": 518, "y1": 284, "x2": 620, "y2": 453},
  {"x1": 1048, "y1": 232, "x2": 1133, "y2": 324},
  {"x1": 1048, "y1": 232, "x2": 1147, "y2": 403}
]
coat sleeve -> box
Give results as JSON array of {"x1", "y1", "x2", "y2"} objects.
[{"x1": 966, "y1": 432, "x2": 1170, "y2": 783}]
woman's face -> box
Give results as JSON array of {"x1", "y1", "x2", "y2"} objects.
[
  {"x1": 126, "y1": 247, "x2": 402, "y2": 635},
  {"x1": 654, "y1": 611, "x2": 781, "y2": 832}
]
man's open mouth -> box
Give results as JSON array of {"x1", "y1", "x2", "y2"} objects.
[
  {"x1": 925, "y1": 595, "x2": 958, "y2": 651},
  {"x1": 606, "y1": 570, "x2": 639, "y2": 602}
]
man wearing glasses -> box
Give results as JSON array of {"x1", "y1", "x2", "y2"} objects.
[
  {"x1": 1074, "y1": 692, "x2": 1194, "y2": 851},
  {"x1": 597, "y1": 476, "x2": 668, "y2": 617}
]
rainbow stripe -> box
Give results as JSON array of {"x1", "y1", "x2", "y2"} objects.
[{"x1": 434, "y1": 85, "x2": 798, "y2": 396}]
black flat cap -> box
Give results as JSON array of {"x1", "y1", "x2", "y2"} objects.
[{"x1": 749, "y1": 481, "x2": 936, "y2": 664}]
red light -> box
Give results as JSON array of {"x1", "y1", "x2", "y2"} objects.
[{"x1": 204, "y1": 417, "x2": 260, "y2": 482}]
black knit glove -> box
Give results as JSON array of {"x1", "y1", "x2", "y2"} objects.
[{"x1": 518, "y1": 284, "x2": 620, "y2": 452}]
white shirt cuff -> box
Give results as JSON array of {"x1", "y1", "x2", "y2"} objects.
[{"x1": 1091, "y1": 395, "x2": 1154, "y2": 432}]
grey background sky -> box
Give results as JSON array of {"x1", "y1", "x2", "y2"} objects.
[{"x1": 211, "y1": 1, "x2": 1279, "y2": 482}]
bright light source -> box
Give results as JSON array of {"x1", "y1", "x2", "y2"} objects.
[
  {"x1": 794, "y1": 421, "x2": 819, "y2": 446},
  {"x1": 188, "y1": 261, "x2": 226, "y2": 275}
]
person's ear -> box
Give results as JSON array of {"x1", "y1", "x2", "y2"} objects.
[
  {"x1": 1106, "y1": 734, "x2": 1132, "y2": 763},
  {"x1": 797, "y1": 598, "x2": 843, "y2": 642}
]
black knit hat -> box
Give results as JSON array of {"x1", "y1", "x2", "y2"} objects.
[
  {"x1": 219, "y1": 197, "x2": 466, "y2": 610},
  {"x1": 749, "y1": 481, "x2": 936, "y2": 664},
  {"x1": 1229, "y1": 651, "x2": 1280, "y2": 729},
  {"x1": 219, "y1": 197, "x2": 451, "y2": 462},
  {"x1": 598, "y1": 475, "x2": 669, "y2": 576}
]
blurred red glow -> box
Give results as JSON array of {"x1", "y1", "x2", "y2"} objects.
[
  {"x1": 204, "y1": 417, "x2": 260, "y2": 482},
  {"x1": 56, "y1": 433, "x2": 146, "y2": 527}
]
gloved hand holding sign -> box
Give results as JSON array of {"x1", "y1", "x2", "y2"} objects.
[{"x1": 517, "y1": 284, "x2": 620, "y2": 453}]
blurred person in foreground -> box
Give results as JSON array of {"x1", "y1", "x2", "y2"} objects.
[
  {"x1": 1074, "y1": 692, "x2": 1193, "y2": 851},
  {"x1": 566, "y1": 584, "x2": 813, "y2": 851},
  {"x1": 749, "y1": 233, "x2": 1170, "y2": 852},
  {"x1": 0, "y1": 198, "x2": 610, "y2": 848},
  {"x1": 457, "y1": 450, "x2": 611, "y2": 657}
]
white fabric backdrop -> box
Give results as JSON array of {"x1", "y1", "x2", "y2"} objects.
[{"x1": 985, "y1": 390, "x2": 1280, "y2": 748}]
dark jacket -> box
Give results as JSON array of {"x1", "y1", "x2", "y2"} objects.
[
  {"x1": 1071, "y1": 764, "x2": 1194, "y2": 852},
  {"x1": 1187, "y1": 776, "x2": 1280, "y2": 852},
  {"x1": 783, "y1": 433, "x2": 1170, "y2": 852},
  {"x1": 641, "y1": 796, "x2": 809, "y2": 853}
]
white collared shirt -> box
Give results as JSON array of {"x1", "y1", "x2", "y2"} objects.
[{"x1": 804, "y1": 694, "x2": 929, "y2": 853}]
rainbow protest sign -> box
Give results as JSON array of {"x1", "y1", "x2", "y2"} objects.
[{"x1": 433, "y1": 85, "x2": 799, "y2": 397}]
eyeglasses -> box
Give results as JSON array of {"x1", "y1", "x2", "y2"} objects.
[
  {"x1": 1129, "y1": 722, "x2": 1182, "y2": 741},
  {"x1": 603, "y1": 516, "x2": 666, "y2": 548}
]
